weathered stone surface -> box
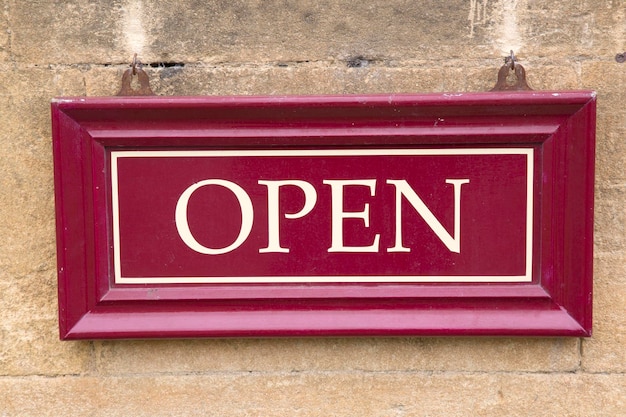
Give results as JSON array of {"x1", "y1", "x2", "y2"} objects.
[
  {"x1": 0, "y1": 0, "x2": 9, "y2": 63},
  {"x1": 0, "y1": 270, "x2": 56, "y2": 324},
  {"x1": 581, "y1": 61, "x2": 626, "y2": 105},
  {"x1": 0, "y1": 318, "x2": 92, "y2": 376},
  {"x1": 0, "y1": 373, "x2": 625, "y2": 416},
  {"x1": 1, "y1": 0, "x2": 625, "y2": 414},
  {"x1": 81, "y1": 60, "x2": 589, "y2": 101},
  {"x1": 0, "y1": 69, "x2": 85, "y2": 278},
  {"x1": 84, "y1": 64, "x2": 452, "y2": 97},
  {"x1": 594, "y1": 186, "x2": 626, "y2": 254},
  {"x1": 523, "y1": 63, "x2": 580, "y2": 90},
  {"x1": 9, "y1": 0, "x2": 517, "y2": 66},
  {"x1": 582, "y1": 279, "x2": 626, "y2": 373},
  {"x1": 87, "y1": 63, "x2": 534, "y2": 98},
  {"x1": 94, "y1": 337, "x2": 579, "y2": 376},
  {"x1": 595, "y1": 120, "x2": 626, "y2": 184},
  {"x1": 8, "y1": 0, "x2": 126, "y2": 64},
  {"x1": 140, "y1": 0, "x2": 497, "y2": 64},
  {"x1": 0, "y1": 69, "x2": 93, "y2": 377},
  {"x1": 519, "y1": 0, "x2": 625, "y2": 57},
  {"x1": 594, "y1": 251, "x2": 626, "y2": 286},
  {"x1": 11, "y1": 0, "x2": 623, "y2": 66},
  {"x1": 581, "y1": 62, "x2": 626, "y2": 185}
]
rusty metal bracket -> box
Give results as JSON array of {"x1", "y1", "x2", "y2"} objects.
[
  {"x1": 490, "y1": 50, "x2": 532, "y2": 91},
  {"x1": 117, "y1": 54, "x2": 155, "y2": 96}
]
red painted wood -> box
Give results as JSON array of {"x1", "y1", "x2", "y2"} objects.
[{"x1": 51, "y1": 91, "x2": 596, "y2": 339}]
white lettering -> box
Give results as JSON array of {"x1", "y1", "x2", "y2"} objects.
[
  {"x1": 323, "y1": 179, "x2": 381, "y2": 253},
  {"x1": 258, "y1": 180, "x2": 317, "y2": 253},
  {"x1": 175, "y1": 179, "x2": 254, "y2": 254},
  {"x1": 175, "y1": 177, "x2": 470, "y2": 256},
  {"x1": 386, "y1": 179, "x2": 469, "y2": 253}
]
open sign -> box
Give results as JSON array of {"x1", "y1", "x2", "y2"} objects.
[{"x1": 52, "y1": 92, "x2": 595, "y2": 338}]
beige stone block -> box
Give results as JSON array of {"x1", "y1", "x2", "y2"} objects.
[
  {"x1": 139, "y1": 0, "x2": 497, "y2": 64},
  {"x1": 9, "y1": 0, "x2": 126, "y2": 64},
  {"x1": 94, "y1": 337, "x2": 579, "y2": 376},
  {"x1": 86, "y1": 63, "x2": 498, "y2": 99},
  {"x1": 9, "y1": 0, "x2": 506, "y2": 66},
  {"x1": 594, "y1": 251, "x2": 626, "y2": 285},
  {"x1": 0, "y1": 127, "x2": 55, "y2": 278},
  {"x1": 84, "y1": 61, "x2": 590, "y2": 101},
  {"x1": 0, "y1": 68, "x2": 88, "y2": 139},
  {"x1": 445, "y1": 65, "x2": 513, "y2": 92},
  {"x1": 84, "y1": 61, "x2": 596, "y2": 100},
  {"x1": 595, "y1": 115, "x2": 626, "y2": 184},
  {"x1": 7, "y1": 0, "x2": 625, "y2": 68},
  {"x1": 523, "y1": 64, "x2": 580, "y2": 91},
  {"x1": 581, "y1": 61, "x2": 626, "y2": 102},
  {"x1": 582, "y1": 279, "x2": 626, "y2": 373},
  {"x1": 0, "y1": 155, "x2": 56, "y2": 278},
  {"x1": 0, "y1": 270, "x2": 57, "y2": 325},
  {"x1": 318, "y1": 66, "x2": 447, "y2": 95},
  {"x1": 0, "y1": 69, "x2": 87, "y2": 356},
  {"x1": 0, "y1": 4, "x2": 9, "y2": 63},
  {"x1": 519, "y1": 0, "x2": 625, "y2": 57},
  {"x1": 85, "y1": 64, "x2": 451, "y2": 97},
  {"x1": 0, "y1": 69, "x2": 85, "y2": 278},
  {"x1": 0, "y1": 373, "x2": 624, "y2": 416},
  {"x1": 86, "y1": 64, "x2": 341, "y2": 97},
  {"x1": 0, "y1": 156, "x2": 56, "y2": 279},
  {"x1": 0, "y1": 318, "x2": 92, "y2": 376},
  {"x1": 594, "y1": 186, "x2": 626, "y2": 254},
  {"x1": 82, "y1": 66, "x2": 128, "y2": 96},
  {"x1": 0, "y1": 67, "x2": 92, "y2": 378}
]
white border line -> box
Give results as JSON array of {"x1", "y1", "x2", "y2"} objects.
[{"x1": 111, "y1": 148, "x2": 534, "y2": 284}]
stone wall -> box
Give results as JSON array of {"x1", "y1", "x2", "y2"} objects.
[{"x1": 1, "y1": 0, "x2": 624, "y2": 415}]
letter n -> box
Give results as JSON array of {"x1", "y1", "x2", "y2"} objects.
[{"x1": 386, "y1": 179, "x2": 469, "y2": 253}]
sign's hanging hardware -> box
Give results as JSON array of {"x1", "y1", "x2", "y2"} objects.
[
  {"x1": 490, "y1": 50, "x2": 532, "y2": 91},
  {"x1": 117, "y1": 53, "x2": 155, "y2": 96}
]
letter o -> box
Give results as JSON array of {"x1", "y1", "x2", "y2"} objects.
[{"x1": 175, "y1": 179, "x2": 254, "y2": 255}]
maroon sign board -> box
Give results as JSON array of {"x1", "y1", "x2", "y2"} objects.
[{"x1": 51, "y1": 91, "x2": 596, "y2": 339}]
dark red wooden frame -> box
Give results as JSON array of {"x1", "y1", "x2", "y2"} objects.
[{"x1": 51, "y1": 91, "x2": 596, "y2": 339}]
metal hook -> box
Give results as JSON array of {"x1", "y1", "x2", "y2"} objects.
[
  {"x1": 505, "y1": 50, "x2": 517, "y2": 70},
  {"x1": 490, "y1": 51, "x2": 532, "y2": 91},
  {"x1": 131, "y1": 53, "x2": 139, "y2": 75},
  {"x1": 117, "y1": 54, "x2": 155, "y2": 96}
]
